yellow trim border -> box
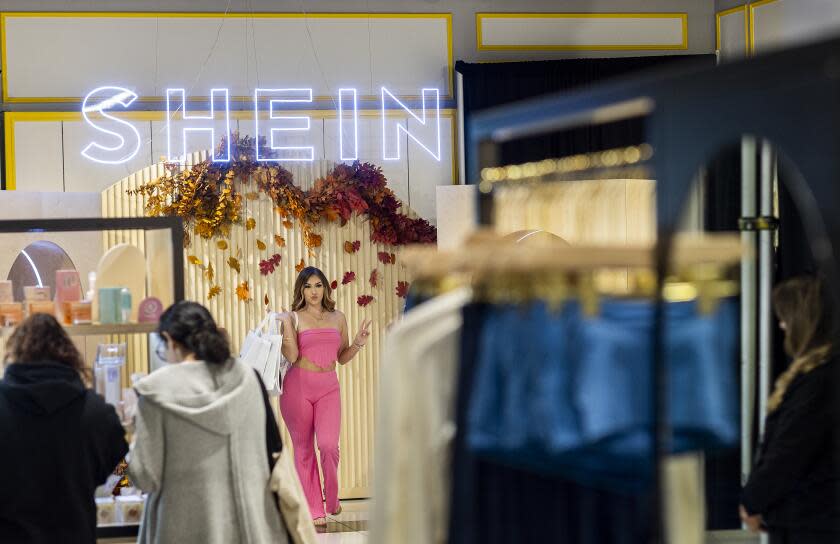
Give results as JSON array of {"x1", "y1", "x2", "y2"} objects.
[
  {"x1": 749, "y1": 0, "x2": 781, "y2": 56},
  {"x1": 0, "y1": 12, "x2": 454, "y2": 103},
  {"x1": 475, "y1": 12, "x2": 689, "y2": 51},
  {"x1": 715, "y1": 5, "x2": 750, "y2": 57},
  {"x1": 3, "y1": 109, "x2": 460, "y2": 191}
]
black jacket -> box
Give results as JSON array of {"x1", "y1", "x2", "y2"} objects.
[
  {"x1": 0, "y1": 362, "x2": 129, "y2": 544},
  {"x1": 742, "y1": 358, "x2": 840, "y2": 533}
]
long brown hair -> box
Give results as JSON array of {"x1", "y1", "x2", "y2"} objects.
[
  {"x1": 292, "y1": 267, "x2": 335, "y2": 312},
  {"x1": 767, "y1": 275, "x2": 835, "y2": 413},
  {"x1": 4, "y1": 313, "x2": 87, "y2": 375}
]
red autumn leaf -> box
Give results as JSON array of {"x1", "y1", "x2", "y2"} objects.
[
  {"x1": 259, "y1": 253, "x2": 282, "y2": 275},
  {"x1": 396, "y1": 281, "x2": 410, "y2": 298},
  {"x1": 342, "y1": 271, "x2": 356, "y2": 285},
  {"x1": 369, "y1": 269, "x2": 379, "y2": 288},
  {"x1": 357, "y1": 295, "x2": 375, "y2": 307},
  {"x1": 330, "y1": 280, "x2": 338, "y2": 290},
  {"x1": 343, "y1": 240, "x2": 362, "y2": 254},
  {"x1": 377, "y1": 252, "x2": 396, "y2": 265}
]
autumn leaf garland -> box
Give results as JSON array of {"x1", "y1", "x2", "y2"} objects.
[
  {"x1": 130, "y1": 133, "x2": 436, "y2": 249},
  {"x1": 129, "y1": 134, "x2": 428, "y2": 306}
]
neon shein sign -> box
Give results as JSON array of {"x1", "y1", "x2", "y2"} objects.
[{"x1": 81, "y1": 86, "x2": 441, "y2": 165}]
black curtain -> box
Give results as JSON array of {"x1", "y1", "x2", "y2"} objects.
[
  {"x1": 456, "y1": 55, "x2": 716, "y2": 176},
  {"x1": 704, "y1": 147, "x2": 744, "y2": 529}
]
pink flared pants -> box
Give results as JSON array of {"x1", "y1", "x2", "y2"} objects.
[{"x1": 279, "y1": 366, "x2": 341, "y2": 519}]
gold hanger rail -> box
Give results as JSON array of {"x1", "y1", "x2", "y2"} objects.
[{"x1": 402, "y1": 230, "x2": 747, "y2": 281}]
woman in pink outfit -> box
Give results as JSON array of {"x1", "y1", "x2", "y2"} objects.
[{"x1": 277, "y1": 267, "x2": 371, "y2": 526}]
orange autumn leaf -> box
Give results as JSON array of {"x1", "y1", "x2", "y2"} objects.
[
  {"x1": 256, "y1": 239, "x2": 267, "y2": 251},
  {"x1": 216, "y1": 240, "x2": 229, "y2": 250},
  {"x1": 264, "y1": 294, "x2": 270, "y2": 306},
  {"x1": 204, "y1": 263, "x2": 215, "y2": 283},
  {"x1": 246, "y1": 217, "x2": 256, "y2": 230},
  {"x1": 274, "y1": 235, "x2": 286, "y2": 247},
  {"x1": 245, "y1": 192, "x2": 260, "y2": 201},
  {"x1": 343, "y1": 241, "x2": 355, "y2": 254},
  {"x1": 227, "y1": 257, "x2": 241, "y2": 273},
  {"x1": 188, "y1": 255, "x2": 202, "y2": 266},
  {"x1": 283, "y1": 219, "x2": 293, "y2": 229},
  {"x1": 236, "y1": 281, "x2": 251, "y2": 302},
  {"x1": 207, "y1": 285, "x2": 221, "y2": 299},
  {"x1": 305, "y1": 232, "x2": 322, "y2": 248},
  {"x1": 295, "y1": 259, "x2": 306, "y2": 273},
  {"x1": 323, "y1": 206, "x2": 340, "y2": 222}
]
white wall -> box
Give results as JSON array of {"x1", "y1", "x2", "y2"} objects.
[
  {"x1": 716, "y1": 0, "x2": 840, "y2": 58},
  {"x1": 2, "y1": 1, "x2": 719, "y2": 225},
  {"x1": 0, "y1": 192, "x2": 102, "y2": 295}
]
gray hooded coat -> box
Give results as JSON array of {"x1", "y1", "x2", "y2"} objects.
[{"x1": 129, "y1": 359, "x2": 288, "y2": 544}]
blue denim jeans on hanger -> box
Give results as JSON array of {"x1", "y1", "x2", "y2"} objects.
[
  {"x1": 573, "y1": 297, "x2": 739, "y2": 455},
  {"x1": 466, "y1": 296, "x2": 739, "y2": 491},
  {"x1": 467, "y1": 301, "x2": 581, "y2": 472}
]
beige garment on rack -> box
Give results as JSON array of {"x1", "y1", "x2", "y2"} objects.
[
  {"x1": 370, "y1": 288, "x2": 471, "y2": 544},
  {"x1": 665, "y1": 453, "x2": 706, "y2": 544}
]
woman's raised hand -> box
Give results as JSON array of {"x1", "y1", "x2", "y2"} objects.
[{"x1": 353, "y1": 319, "x2": 372, "y2": 346}]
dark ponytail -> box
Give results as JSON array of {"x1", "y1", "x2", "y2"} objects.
[{"x1": 157, "y1": 301, "x2": 231, "y2": 366}]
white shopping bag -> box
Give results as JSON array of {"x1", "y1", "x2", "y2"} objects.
[{"x1": 239, "y1": 311, "x2": 294, "y2": 395}]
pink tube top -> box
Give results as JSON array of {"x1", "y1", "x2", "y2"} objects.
[{"x1": 297, "y1": 328, "x2": 342, "y2": 368}]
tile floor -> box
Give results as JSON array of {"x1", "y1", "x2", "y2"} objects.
[
  {"x1": 314, "y1": 499, "x2": 369, "y2": 543},
  {"x1": 97, "y1": 499, "x2": 370, "y2": 544}
]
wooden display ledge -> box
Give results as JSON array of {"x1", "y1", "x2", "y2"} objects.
[
  {"x1": 63, "y1": 322, "x2": 158, "y2": 336},
  {"x1": 1, "y1": 322, "x2": 158, "y2": 336}
]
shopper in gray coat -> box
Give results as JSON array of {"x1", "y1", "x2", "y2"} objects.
[{"x1": 129, "y1": 301, "x2": 288, "y2": 544}]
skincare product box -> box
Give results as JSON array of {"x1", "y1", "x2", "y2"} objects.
[
  {"x1": 26, "y1": 301, "x2": 55, "y2": 317},
  {"x1": 0, "y1": 302, "x2": 23, "y2": 327},
  {"x1": 98, "y1": 287, "x2": 123, "y2": 324},
  {"x1": 23, "y1": 286, "x2": 50, "y2": 301}
]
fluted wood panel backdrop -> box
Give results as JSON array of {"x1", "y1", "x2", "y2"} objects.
[
  {"x1": 493, "y1": 179, "x2": 656, "y2": 245},
  {"x1": 102, "y1": 153, "x2": 414, "y2": 498}
]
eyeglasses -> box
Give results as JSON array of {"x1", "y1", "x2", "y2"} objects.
[{"x1": 154, "y1": 338, "x2": 169, "y2": 363}]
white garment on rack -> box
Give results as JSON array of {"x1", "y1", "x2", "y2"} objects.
[{"x1": 369, "y1": 288, "x2": 472, "y2": 544}]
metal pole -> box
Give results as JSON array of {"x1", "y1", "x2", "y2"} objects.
[
  {"x1": 456, "y1": 71, "x2": 467, "y2": 185},
  {"x1": 758, "y1": 141, "x2": 775, "y2": 436},
  {"x1": 741, "y1": 137, "x2": 758, "y2": 491}
]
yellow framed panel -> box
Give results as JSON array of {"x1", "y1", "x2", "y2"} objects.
[
  {"x1": 475, "y1": 12, "x2": 688, "y2": 51},
  {"x1": 0, "y1": 12, "x2": 454, "y2": 103},
  {"x1": 3, "y1": 109, "x2": 459, "y2": 191},
  {"x1": 749, "y1": 0, "x2": 783, "y2": 55},
  {"x1": 716, "y1": 5, "x2": 750, "y2": 56}
]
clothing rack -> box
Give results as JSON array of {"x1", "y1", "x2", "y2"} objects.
[{"x1": 467, "y1": 35, "x2": 840, "y2": 543}]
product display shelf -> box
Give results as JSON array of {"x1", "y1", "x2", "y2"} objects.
[{"x1": 0, "y1": 322, "x2": 158, "y2": 337}]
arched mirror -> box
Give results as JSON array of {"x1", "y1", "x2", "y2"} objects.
[{"x1": 7, "y1": 241, "x2": 78, "y2": 301}]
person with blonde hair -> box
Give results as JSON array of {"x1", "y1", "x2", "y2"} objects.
[{"x1": 740, "y1": 275, "x2": 840, "y2": 543}]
